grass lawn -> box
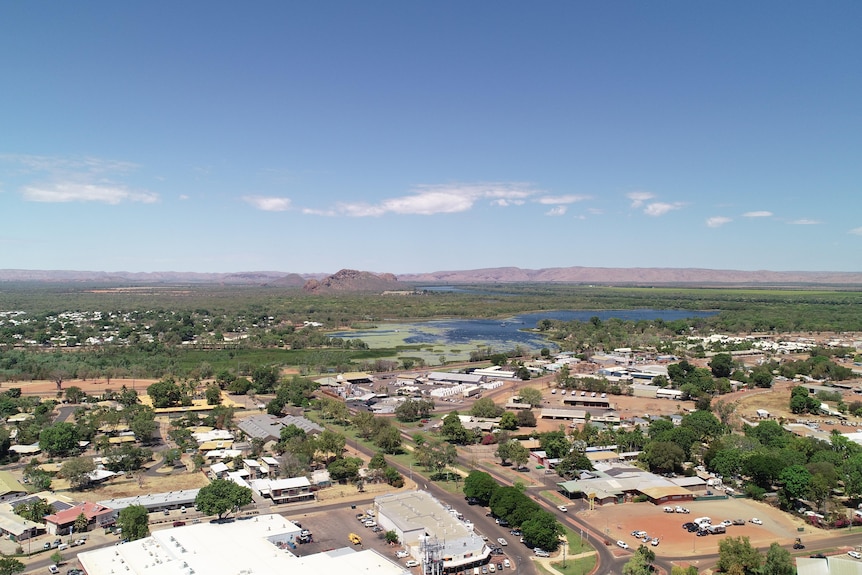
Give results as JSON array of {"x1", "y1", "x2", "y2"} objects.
[
  {"x1": 562, "y1": 526, "x2": 594, "y2": 555},
  {"x1": 534, "y1": 554, "x2": 597, "y2": 575}
]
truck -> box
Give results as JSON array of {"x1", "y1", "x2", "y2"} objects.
[{"x1": 349, "y1": 533, "x2": 362, "y2": 545}]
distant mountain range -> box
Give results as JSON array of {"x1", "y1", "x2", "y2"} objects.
[{"x1": 1, "y1": 267, "x2": 860, "y2": 287}]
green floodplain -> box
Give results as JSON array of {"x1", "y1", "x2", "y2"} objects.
[{"x1": 0, "y1": 282, "x2": 861, "y2": 381}]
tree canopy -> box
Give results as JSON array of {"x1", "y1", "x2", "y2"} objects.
[
  {"x1": 194, "y1": 479, "x2": 253, "y2": 519},
  {"x1": 117, "y1": 505, "x2": 150, "y2": 541}
]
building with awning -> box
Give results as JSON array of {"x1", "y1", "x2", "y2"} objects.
[
  {"x1": 556, "y1": 465, "x2": 696, "y2": 506},
  {"x1": 375, "y1": 490, "x2": 489, "y2": 573}
]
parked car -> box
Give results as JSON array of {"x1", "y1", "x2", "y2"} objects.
[
  {"x1": 617, "y1": 541, "x2": 629, "y2": 549},
  {"x1": 651, "y1": 538, "x2": 660, "y2": 547},
  {"x1": 489, "y1": 563, "x2": 496, "y2": 572},
  {"x1": 497, "y1": 538, "x2": 508, "y2": 546},
  {"x1": 750, "y1": 518, "x2": 763, "y2": 525},
  {"x1": 732, "y1": 519, "x2": 746, "y2": 525},
  {"x1": 719, "y1": 520, "x2": 733, "y2": 527},
  {"x1": 48, "y1": 567, "x2": 59, "y2": 575},
  {"x1": 396, "y1": 550, "x2": 410, "y2": 558},
  {"x1": 503, "y1": 559, "x2": 511, "y2": 568},
  {"x1": 849, "y1": 551, "x2": 862, "y2": 560},
  {"x1": 405, "y1": 560, "x2": 420, "y2": 568},
  {"x1": 663, "y1": 506, "x2": 674, "y2": 513},
  {"x1": 535, "y1": 549, "x2": 550, "y2": 557}
]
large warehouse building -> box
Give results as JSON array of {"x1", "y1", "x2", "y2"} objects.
[
  {"x1": 375, "y1": 490, "x2": 490, "y2": 573},
  {"x1": 78, "y1": 513, "x2": 407, "y2": 575}
]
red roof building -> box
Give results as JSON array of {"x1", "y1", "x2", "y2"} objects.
[{"x1": 43, "y1": 502, "x2": 115, "y2": 536}]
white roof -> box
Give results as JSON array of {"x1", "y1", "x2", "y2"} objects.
[{"x1": 78, "y1": 514, "x2": 407, "y2": 575}]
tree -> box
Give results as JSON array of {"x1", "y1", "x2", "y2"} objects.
[
  {"x1": 74, "y1": 512, "x2": 89, "y2": 534},
  {"x1": 0, "y1": 556, "x2": 24, "y2": 575},
  {"x1": 316, "y1": 430, "x2": 346, "y2": 463},
  {"x1": 205, "y1": 384, "x2": 222, "y2": 406},
  {"x1": 147, "y1": 377, "x2": 183, "y2": 408},
  {"x1": 762, "y1": 542, "x2": 794, "y2": 575},
  {"x1": 369, "y1": 452, "x2": 387, "y2": 470},
  {"x1": 709, "y1": 353, "x2": 735, "y2": 378},
  {"x1": 641, "y1": 442, "x2": 684, "y2": 474},
  {"x1": 778, "y1": 465, "x2": 812, "y2": 501},
  {"x1": 539, "y1": 431, "x2": 570, "y2": 459},
  {"x1": 509, "y1": 442, "x2": 530, "y2": 468},
  {"x1": 327, "y1": 457, "x2": 362, "y2": 482},
  {"x1": 520, "y1": 509, "x2": 564, "y2": 552},
  {"x1": 498, "y1": 411, "x2": 518, "y2": 430},
  {"x1": 717, "y1": 536, "x2": 762, "y2": 575},
  {"x1": 518, "y1": 387, "x2": 543, "y2": 407},
  {"x1": 195, "y1": 479, "x2": 253, "y2": 520},
  {"x1": 13, "y1": 498, "x2": 53, "y2": 522},
  {"x1": 516, "y1": 410, "x2": 537, "y2": 427},
  {"x1": 385, "y1": 530, "x2": 399, "y2": 544},
  {"x1": 470, "y1": 398, "x2": 504, "y2": 419},
  {"x1": 463, "y1": 471, "x2": 499, "y2": 506},
  {"x1": 441, "y1": 412, "x2": 472, "y2": 445},
  {"x1": 251, "y1": 365, "x2": 280, "y2": 394},
  {"x1": 395, "y1": 399, "x2": 421, "y2": 422},
  {"x1": 64, "y1": 386, "x2": 86, "y2": 404},
  {"x1": 60, "y1": 456, "x2": 95, "y2": 490},
  {"x1": 39, "y1": 422, "x2": 79, "y2": 456},
  {"x1": 680, "y1": 410, "x2": 724, "y2": 442},
  {"x1": 495, "y1": 441, "x2": 512, "y2": 465},
  {"x1": 117, "y1": 504, "x2": 150, "y2": 541},
  {"x1": 555, "y1": 450, "x2": 594, "y2": 478},
  {"x1": 623, "y1": 545, "x2": 656, "y2": 575},
  {"x1": 374, "y1": 425, "x2": 402, "y2": 454}
]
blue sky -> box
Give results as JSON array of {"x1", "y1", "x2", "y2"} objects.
[{"x1": 2, "y1": 2, "x2": 860, "y2": 274}]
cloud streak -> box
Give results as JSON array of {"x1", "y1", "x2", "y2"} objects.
[
  {"x1": 22, "y1": 182, "x2": 158, "y2": 204},
  {"x1": 537, "y1": 194, "x2": 590, "y2": 205},
  {"x1": 627, "y1": 191, "x2": 655, "y2": 208},
  {"x1": 3, "y1": 153, "x2": 158, "y2": 205},
  {"x1": 312, "y1": 183, "x2": 538, "y2": 217},
  {"x1": 643, "y1": 202, "x2": 682, "y2": 216},
  {"x1": 243, "y1": 196, "x2": 292, "y2": 211},
  {"x1": 789, "y1": 219, "x2": 821, "y2": 225},
  {"x1": 743, "y1": 211, "x2": 773, "y2": 218},
  {"x1": 706, "y1": 216, "x2": 732, "y2": 228}
]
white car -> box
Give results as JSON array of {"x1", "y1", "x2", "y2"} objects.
[
  {"x1": 489, "y1": 564, "x2": 496, "y2": 572},
  {"x1": 750, "y1": 518, "x2": 763, "y2": 525},
  {"x1": 557, "y1": 505, "x2": 567, "y2": 512},
  {"x1": 497, "y1": 538, "x2": 508, "y2": 546},
  {"x1": 617, "y1": 540, "x2": 629, "y2": 549},
  {"x1": 503, "y1": 559, "x2": 511, "y2": 569},
  {"x1": 719, "y1": 520, "x2": 733, "y2": 527},
  {"x1": 534, "y1": 549, "x2": 550, "y2": 557},
  {"x1": 396, "y1": 551, "x2": 410, "y2": 558},
  {"x1": 651, "y1": 538, "x2": 660, "y2": 547},
  {"x1": 405, "y1": 560, "x2": 420, "y2": 568},
  {"x1": 849, "y1": 551, "x2": 862, "y2": 560}
]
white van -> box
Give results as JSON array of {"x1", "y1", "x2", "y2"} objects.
[
  {"x1": 694, "y1": 517, "x2": 711, "y2": 526},
  {"x1": 474, "y1": 568, "x2": 480, "y2": 575}
]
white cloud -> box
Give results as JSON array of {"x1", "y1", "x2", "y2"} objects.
[
  {"x1": 4, "y1": 154, "x2": 157, "y2": 205},
  {"x1": 537, "y1": 194, "x2": 590, "y2": 205},
  {"x1": 789, "y1": 219, "x2": 821, "y2": 225},
  {"x1": 22, "y1": 182, "x2": 158, "y2": 204},
  {"x1": 849, "y1": 227, "x2": 862, "y2": 236},
  {"x1": 491, "y1": 198, "x2": 525, "y2": 207},
  {"x1": 743, "y1": 211, "x2": 773, "y2": 218},
  {"x1": 309, "y1": 183, "x2": 538, "y2": 217},
  {"x1": 643, "y1": 202, "x2": 682, "y2": 217},
  {"x1": 545, "y1": 206, "x2": 567, "y2": 216},
  {"x1": 243, "y1": 196, "x2": 292, "y2": 212},
  {"x1": 706, "y1": 216, "x2": 732, "y2": 228},
  {"x1": 179, "y1": 194, "x2": 189, "y2": 201},
  {"x1": 587, "y1": 208, "x2": 604, "y2": 215},
  {"x1": 627, "y1": 191, "x2": 655, "y2": 208}
]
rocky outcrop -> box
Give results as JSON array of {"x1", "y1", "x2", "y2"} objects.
[{"x1": 303, "y1": 269, "x2": 400, "y2": 293}]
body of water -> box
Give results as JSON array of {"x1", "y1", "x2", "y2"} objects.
[{"x1": 330, "y1": 309, "x2": 715, "y2": 355}]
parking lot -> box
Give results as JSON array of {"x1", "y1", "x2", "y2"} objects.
[{"x1": 579, "y1": 497, "x2": 820, "y2": 557}]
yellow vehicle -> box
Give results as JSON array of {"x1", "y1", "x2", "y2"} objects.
[{"x1": 349, "y1": 533, "x2": 362, "y2": 545}]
